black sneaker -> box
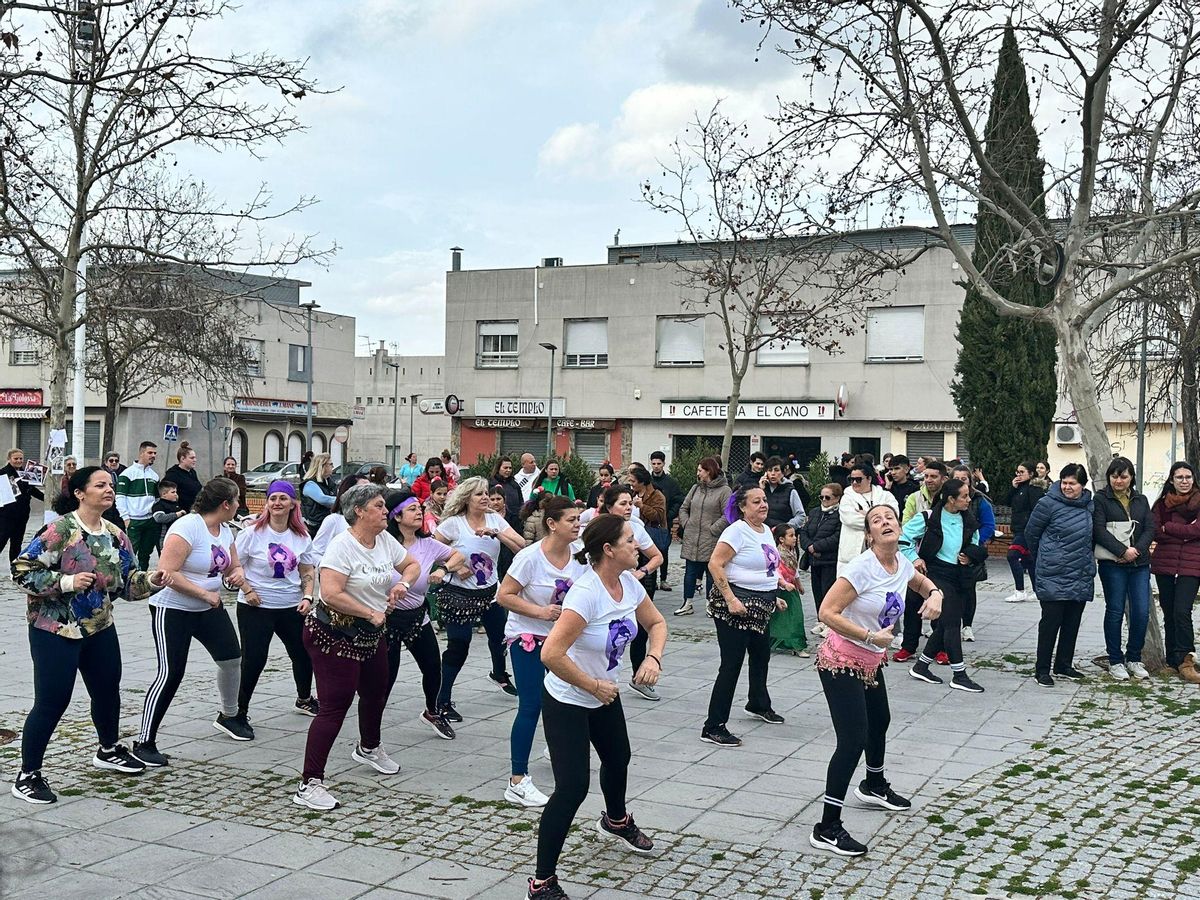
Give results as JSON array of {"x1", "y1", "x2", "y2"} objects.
[
  {"x1": 745, "y1": 707, "x2": 785, "y2": 724},
  {"x1": 596, "y1": 812, "x2": 655, "y2": 855},
  {"x1": 214, "y1": 712, "x2": 255, "y2": 741},
  {"x1": 421, "y1": 710, "x2": 456, "y2": 740},
  {"x1": 854, "y1": 781, "x2": 911, "y2": 811},
  {"x1": 526, "y1": 875, "x2": 570, "y2": 899},
  {"x1": 1035, "y1": 672, "x2": 1056, "y2": 687},
  {"x1": 950, "y1": 672, "x2": 985, "y2": 693},
  {"x1": 93, "y1": 744, "x2": 147, "y2": 774},
  {"x1": 909, "y1": 661, "x2": 943, "y2": 685},
  {"x1": 132, "y1": 740, "x2": 170, "y2": 767},
  {"x1": 488, "y1": 672, "x2": 519, "y2": 696},
  {"x1": 438, "y1": 702, "x2": 463, "y2": 723},
  {"x1": 11, "y1": 771, "x2": 56, "y2": 804},
  {"x1": 809, "y1": 821, "x2": 867, "y2": 856},
  {"x1": 1054, "y1": 667, "x2": 1086, "y2": 681},
  {"x1": 700, "y1": 725, "x2": 742, "y2": 747},
  {"x1": 294, "y1": 696, "x2": 320, "y2": 717}
]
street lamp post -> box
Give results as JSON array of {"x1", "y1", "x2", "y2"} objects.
[
  {"x1": 410, "y1": 393, "x2": 421, "y2": 460},
  {"x1": 539, "y1": 342, "x2": 557, "y2": 459},
  {"x1": 300, "y1": 299, "x2": 320, "y2": 452},
  {"x1": 384, "y1": 361, "x2": 400, "y2": 470}
]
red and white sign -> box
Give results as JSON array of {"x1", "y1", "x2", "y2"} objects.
[
  {"x1": 332, "y1": 425, "x2": 350, "y2": 444},
  {"x1": 659, "y1": 401, "x2": 836, "y2": 421},
  {"x1": 0, "y1": 389, "x2": 43, "y2": 407}
]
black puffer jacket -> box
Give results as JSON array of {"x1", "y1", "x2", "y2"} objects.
[
  {"x1": 1009, "y1": 481, "x2": 1044, "y2": 536},
  {"x1": 800, "y1": 505, "x2": 841, "y2": 569},
  {"x1": 1092, "y1": 486, "x2": 1154, "y2": 566}
]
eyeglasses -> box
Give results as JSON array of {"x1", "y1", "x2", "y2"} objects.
[
  {"x1": 849, "y1": 476, "x2": 865, "y2": 483},
  {"x1": 820, "y1": 494, "x2": 834, "y2": 500}
]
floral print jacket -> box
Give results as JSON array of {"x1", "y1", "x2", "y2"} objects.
[{"x1": 15, "y1": 513, "x2": 156, "y2": 639}]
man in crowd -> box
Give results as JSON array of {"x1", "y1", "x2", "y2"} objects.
[
  {"x1": 116, "y1": 441, "x2": 160, "y2": 570},
  {"x1": 894, "y1": 460, "x2": 948, "y2": 662},
  {"x1": 515, "y1": 452, "x2": 540, "y2": 502},
  {"x1": 648, "y1": 451, "x2": 682, "y2": 590},
  {"x1": 0, "y1": 449, "x2": 44, "y2": 565},
  {"x1": 762, "y1": 456, "x2": 807, "y2": 529},
  {"x1": 735, "y1": 451, "x2": 767, "y2": 489},
  {"x1": 887, "y1": 454, "x2": 920, "y2": 509}
]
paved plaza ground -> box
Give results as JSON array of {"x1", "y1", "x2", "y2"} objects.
[{"x1": 1, "y1": 558, "x2": 1198, "y2": 899}]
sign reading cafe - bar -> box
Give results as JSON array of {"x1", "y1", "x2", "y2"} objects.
[{"x1": 660, "y1": 400, "x2": 836, "y2": 421}]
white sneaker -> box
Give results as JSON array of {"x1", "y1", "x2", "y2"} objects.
[
  {"x1": 1021, "y1": 590, "x2": 1036, "y2": 602},
  {"x1": 293, "y1": 779, "x2": 339, "y2": 810},
  {"x1": 1109, "y1": 662, "x2": 1130, "y2": 681},
  {"x1": 890, "y1": 633, "x2": 904, "y2": 649},
  {"x1": 1003, "y1": 591, "x2": 1023, "y2": 603},
  {"x1": 811, "y1": 622, "x2": 828, "y2": 636},
  {"x1": 504, "y1": 775, "x2": 549, "y2": 808},
  {"x1": 629, "y1": 682, "x2": 660, "y2": 702},
  {"x1": 961, "y1": 626, "x2": 975, "y2": 643},
  {"x1": 1127, "y1": 661, "x2": 1149, "y2": 680},
  {"x1": 352, "y1": 743, "x2": 400, "y2": 775},
  {"x1": 673, "y1": 601, "x2": 694, "y2": 616}
]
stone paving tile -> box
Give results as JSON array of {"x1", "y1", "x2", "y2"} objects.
[
  {"x1": 238, "y1": 871, "x2": 373, "y2": 900},
  {"x1": 86, "y1": 842, "x2": 212, "y2": 884},
  {"x1": 305, "y1": 844, "x2": 426, "y2": 884}
]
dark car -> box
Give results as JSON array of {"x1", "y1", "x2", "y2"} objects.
[{"x1": 331, "y1": 461, "x2": 395, "y2": 482}]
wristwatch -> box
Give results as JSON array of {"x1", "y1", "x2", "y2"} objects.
[{"x1": 302, "y1": 595, "x2": 314, "y2": 603}]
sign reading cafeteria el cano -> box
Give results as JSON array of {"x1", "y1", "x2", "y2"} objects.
[{"x1": 660, "y1": 401, "x2": 836, "y2": 421}]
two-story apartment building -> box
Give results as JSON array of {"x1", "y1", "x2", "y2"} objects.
[{"x1": 351, "y1": 342, "x2": 450, "y2": 467}]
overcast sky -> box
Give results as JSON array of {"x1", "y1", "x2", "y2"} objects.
[{"x1": 182, "y1": 0, "x2": 804, "y2": 354}]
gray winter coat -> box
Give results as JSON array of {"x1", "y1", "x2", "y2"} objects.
[
  {"x1": 1024, "y1": 482, "x2": 1096, "y2": 603},
  {"x1": 677, "y1": 478, "x2": 733, "y2": 562}
]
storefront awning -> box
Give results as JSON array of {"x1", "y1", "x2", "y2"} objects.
[{"x1": 0, "y1": 407, "x2": 48, "y2": 419}]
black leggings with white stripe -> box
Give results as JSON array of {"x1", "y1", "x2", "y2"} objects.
[
  {"x1": 138, "y1": 605, "x2": 242, "y2": 744},
  {"x1": 818, "y1": 667, "x2": 890, "y2": 825}
]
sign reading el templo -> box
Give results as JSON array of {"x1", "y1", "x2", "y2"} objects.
[
  {"x1": 660, "y1": 400, "x2": 836, "y2": 421},
  {"x1": 474, "y1": 397, "x2": 565, "y2": 418}
]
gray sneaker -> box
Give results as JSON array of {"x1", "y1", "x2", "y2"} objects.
[
  {"x1": 352, "y1": 743, "x2": 400, "y2": 775},
  {"x1": 293, "y1": 779, "x2": 339, "y2": 810},
  {"x1": 629, "y1": 682, "x2": 660, "y2": 702}
]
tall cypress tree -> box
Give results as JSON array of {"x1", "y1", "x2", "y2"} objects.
[{"x1": 952, "y1": 24, "x2": 1058, "y2": 505}]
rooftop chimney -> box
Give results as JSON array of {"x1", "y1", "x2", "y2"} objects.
[{"x1": 450, "y1": 247, "x2": 463, "y2": 272}]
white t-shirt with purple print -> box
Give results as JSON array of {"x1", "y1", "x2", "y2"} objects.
[
  {"x1": 544, "y1": 567, "x2": 646, "y2": 709},
  {"x1": 436, "y1": 512, "x2": 509, "y2": 591},
  {"x1": 150, "y1": 513, "x2": 234, "y2": 612},
  {"x1": 503, "y1": 541, "x2": 588, "y2": 642},
  {"x1": 234, "y1": 525, "x2": 318, "y2": 610},
  {"x1": 717, "y1": 519, "x2": 781, "y2": 593},
  {"x1": 838, "y1": 548, "x2": 913, "y2": 655}
]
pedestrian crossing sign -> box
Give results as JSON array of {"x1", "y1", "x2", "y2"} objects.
[{"x1": 164, "y1": 424, "x2": 180, "y2": 442}]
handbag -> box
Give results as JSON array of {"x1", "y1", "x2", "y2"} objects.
[{"x1": 1094, "y1": 520, "x2": 1137, "y2": 562}]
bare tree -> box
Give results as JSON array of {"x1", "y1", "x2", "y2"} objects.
[
  {"x1": 0, "y1": 0, "x2": 332, "y2": 474},
  {"x1": 735, "y1": 0, "x2": 1200, "y2": 477},
  {"x1": 641, "y1": 106, "x2": 890, "y2": 469}
]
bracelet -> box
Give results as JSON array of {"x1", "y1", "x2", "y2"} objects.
[
  {"x1": 302, "y1": 595, "x2": 313, "y2": 603},
  {"x1": 864, "y1": 629, "x2": 875, "y2": 645},
  {"x1": 647, "y1": 653, "x2": 662, "y2": 668}
]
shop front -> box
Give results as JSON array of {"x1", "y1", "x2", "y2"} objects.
[
  {"x1": 229, "y1": 396, "x2": 354, "y2": 469},
  {"x1": 454, "y1": 396, "x2": 626, "y2": 468}
]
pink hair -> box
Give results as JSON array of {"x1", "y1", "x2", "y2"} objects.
[{"x1": 252, "y1": 495, "x2": 309, "y2": 537}]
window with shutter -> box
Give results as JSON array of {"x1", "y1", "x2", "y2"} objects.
[
  {"x1": 866, "y1": 307, "x2": 925, "y2": 362},
  {"x1": 477, "y1": 321, "x2": 519, "y2": 368},
  {"x1": 574, "y1": 432, "x2": 609, "y2": 466},
  {"x1": 16, "y1": 420, "x2": 41, "y2": 459},
  {"x1": 755, "y1": 316, "x2": 810, "y2": 366},
  {"x1": 500, "y1": 431, "x2": 546, "y2": 459},
  {"x1": 242, "y1": 339, "x2": 265, "y2": 377},
  {"x1": 9, "y1": 330, "x2": 38, "y2": 366},
  {"x1": 905, "y1": 431, "x2": 945, "y2": 460},
  {"x1": 564, "y1": 320, "x2": 608, "y2": 368},
  {"x1": 656, "y1": 317, "x2": 705, "y2": 367}
]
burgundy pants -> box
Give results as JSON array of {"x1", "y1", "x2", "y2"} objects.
[{"x1": 301, "y1": 630, "x2": 390, "y2": 782}]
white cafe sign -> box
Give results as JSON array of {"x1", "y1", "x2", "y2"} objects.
[
  {"x1": 660, "y1": 400, "x2": 836, "y2": 421},
  {"x1": 474, "y1": 397, "x2": 566, "y2": 418}
]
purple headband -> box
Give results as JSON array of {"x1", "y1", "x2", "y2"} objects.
[
  {"x1": 723, "y1": 493, "x2": 740, "y2": 523},
  {"x1": 389, "y1": 496, "x2": 420, "y2": 519},
  {"x1": 267, "y1": 480, "x2": 296, "y2": 499}
]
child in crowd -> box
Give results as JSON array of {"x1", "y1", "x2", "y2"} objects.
[
  {"x1": 150, "y1": 480, "x2": 186, "y2": 552},
  {"x1": 769, "y1": 523, "x2": 808, "y2": 656},
  {"x1": 424, "y1": 479, "x2": 448, "y2": 535}
]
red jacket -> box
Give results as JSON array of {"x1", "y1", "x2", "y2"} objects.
[
  {"x1": 1151, "y1": 492, "x2": 1200, "y2": 579},
  {"x1": 411, "y1": 472, "x2": 455, "y2": 503}
]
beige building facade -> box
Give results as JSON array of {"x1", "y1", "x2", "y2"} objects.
[{"x1": 351, "y1": 343, "x2": 450, "y2": 469}]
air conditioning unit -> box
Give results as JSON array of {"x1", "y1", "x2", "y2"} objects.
[
  {"x1": 170, "y1": 411, "x2": 193, "y2": 429},
  {"x1": 1055, "y1": 423, "x2": 1083, "y2": 445}
]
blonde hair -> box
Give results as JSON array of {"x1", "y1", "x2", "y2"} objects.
[
  {"x1": 303, "y1": 452, "x2": 331, "y2": 482},
  {"x1": 442, "y1": 475, "x2": 489, "y2": 519}
]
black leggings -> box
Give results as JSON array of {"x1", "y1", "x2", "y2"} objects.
[
  {"x1": 1035, "y1": 600, "x2": 1085, "y2": 676},
  {"x1": 139, "y1": 604, "x2": 242, "y2": 743},
  {"x1": 22, "y1": 625, "x2": 122, "y2": 772},
  {"x1": 704, "y1": 618, "x2": 772, "y2": 729},
  {"x1": 810, "y1": 566, "x2": 836, "y2": 613},
  {"x1": 919, "y1": 564, "x2": 967, "y2": 668},
  {"x1": 437, "y1": 602, "x2": 508, "y2": 707},
  {"x1": 961, "y1": 580, "x2": 978, "y2": 628},
  {"x1": 536, "y1": 690, "x2": 631, "y2": 880},
  {"x1": 236, "y1": 603, "x2": 313, "y2": 716},
  {"x1": 1156, "y1": 574, "x2": 1200, "y2": 668},
  {"x1": 387, "y1": 620, "x2": 442, "y2": 712},
  {"x1": 0, "y1": 514, "x2": 30, "y2": 564},
  {"x1": 818, "y1": 667, "x2": 890, "y2": 824}
]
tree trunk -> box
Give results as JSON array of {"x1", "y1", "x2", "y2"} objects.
[
  {"x1": 720, "y1": 375, "x2": 745, "y2": 477},
  {"x1": 103, "y1": 391, "x2": 119, "y2": 460},
  {"x1": 1054, "y1": 312, "x2": 1111, "y2": 479},
  {"x1": 1182, "y1": 351, "x2": 1199, "y2": 466}
]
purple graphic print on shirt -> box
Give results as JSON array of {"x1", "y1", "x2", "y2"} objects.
[
  {"x1": 551, "y1": 577, "x2": 573, "y2": 606},
  {"x1": 469, "y1": 552, "x2": 494, "y2": 586},
  {"x1": 208, "y1": 544, "x2": 230, "y2": 578},
  {"x1": 761, "y1": 543, "x2": 781, "y2": 578},
  {"x1": 879, "y1": 590, "x2": 904, "y2": 629},
  {"x1": 605, "y1": 616, "x2": 637, "y2": 671},
  {"x1": 268, "y1": 542, "x2": 298, "y2": 579}
]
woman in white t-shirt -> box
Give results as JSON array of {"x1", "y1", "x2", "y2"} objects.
[
  {"x1": 433, "y1": 477, "x2": 526, "y2": 722},
  {"x1": 497, "y1": 496, "x2": 585, "y2": 809},
  {"x1": 700, "y1": 486, "x2": 793, "y2": 749},
  {"x1": 294, "y1": 484, "x2": 421, "y2": 812},
  {"x1": 592, "y1": 485, "x2": 663, "y2": 701},
  {"x1": 526, "y1": 514, "x2": 667, "y2": 900},
  {"x1": 134, "y1": 477, "x2": 250, "y2": 768},
  {"x1": 233, "y1": 480, "x2": 319, "y2": 721},
  {"x1": 385, "y1": 491, "x2": 469, "y2": 741},
  {"x1": 810, "y1": 504, "x2": 942, "y2": 858}
]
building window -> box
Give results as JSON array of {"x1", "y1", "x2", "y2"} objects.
[
  {"x1": 9, "y1": 329, "x2": 38, "y2": 366},
  {"x1": 311, "y1": 432, "x2": 326, "y2": 454},
  {"x1": 355, "y1": 397, "x2": 362, "y2": 405},
  {"x1": 574, "y1": 431, "x2": 609, "y2": 466},
  {"x1": 866, "y1": 307, "x2": 925, "y2": 362},
  {"x1": 905, "y1": 431, "x2": 945, "y2": 460},
  {"x1": 755, "y1": 316, "x2": 810, "y2": 366},
  {"x1": 366, "y1": 397, "x2": 373, "y2": 405},
  {"x1": 656, "y1": 316, "x2": 705, "y2": 367},
  {"x1": 230, "y1": 429, "x2": 248, "y2": 470},
  {"x1": 288, "y1": 344, "x2": 308, "y2": 382},
  {"x1": 242, "y1": 339, "x2": 265, "y2": 377},
  {"x1": 377, "y1": 397, "x2": 384, "y2": 405},
  {"x1": 564, "y1": 319, "x2": 608, "y2": 368},
  {"x1": 477, "y1": 320, "x2": 519, "y2": 368},
  {"x1": 65, "y1": 420, "x2": 102, "y2": 461},
  {"x1": 389, "y1": 397, "x2": 396, "y2": 405},
  {"x1": 287, "y1": 431, "x2": 304, "y2": 461},
  {"x1": 264, "y1": 430, "x2": 284, "y2": 462}
]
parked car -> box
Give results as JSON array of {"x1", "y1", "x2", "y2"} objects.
[
  {"x1": 243, "y1": 461, "x2": 303, "y2": 490},
  {"x1": 331, "y1": 461, "x2": 394, "y2": 482}
]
